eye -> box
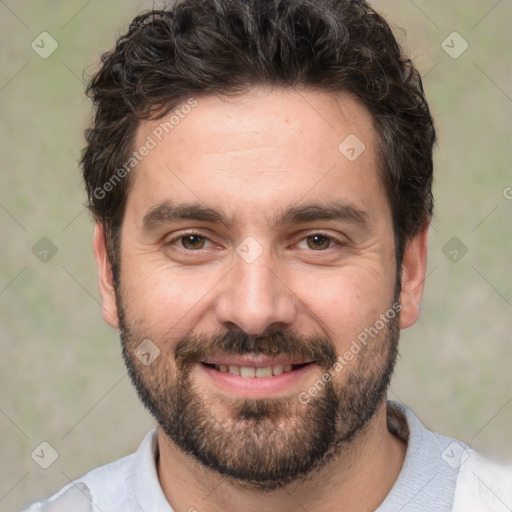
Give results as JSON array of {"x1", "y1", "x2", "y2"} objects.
[
  {"x1": 181, "y1": 234, "x2": 207, "y2": 250},
  {"x1": 297, "y1": 233, "x2": 340, "y2": 251},
  {"x1": 298, "y1": 233, "x2": 347, "y2": 253},
  {"x1": 307, "y1": 234, "x2": 333, "y2": 250},
  {"x1": 168, "y1": 232, "x2": 215, "y2": 251}
]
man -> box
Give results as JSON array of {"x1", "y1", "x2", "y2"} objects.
[{"x1": 23, "y1": 0, "x2": 511, "y2": 510}]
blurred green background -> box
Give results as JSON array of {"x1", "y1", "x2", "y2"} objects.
[{"x1": 1, "y1": 1, "x2": 511, "y2": 510}]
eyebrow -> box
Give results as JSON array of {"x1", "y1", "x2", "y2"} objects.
[
  {"x1": 272, "y1": 202, "x2": 369, "y2": 230},
  {"x1": 142, "y1": 200, "x2": 370, "y2": 232},
  {"x1": 143, "y1": 203, "x2": 233, "y2": 230}
]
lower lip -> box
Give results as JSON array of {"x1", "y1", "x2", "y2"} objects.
[{"x1": 197, "y1": 363, "x2": 315, "y2": 398}]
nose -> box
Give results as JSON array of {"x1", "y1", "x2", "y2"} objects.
[{"x1": 214, "y1": 249, "x2": 297, "y2": 335}]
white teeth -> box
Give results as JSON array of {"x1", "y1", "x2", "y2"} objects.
[
  {"x1": 240, "y1": 366, "x2": 256, "y2": 378},
  {"x1": 212, "y1": 363, "x2": 298, "y2": 377},
  {"x1": 228, "y1": 365, "x2": 240, "y2": 376},
  {"x1": 272, "y1": 365, "x2": 284, "y2": 376},
  {"x1": 255, "y1": 366, "x2": 273, "y2": 378}
]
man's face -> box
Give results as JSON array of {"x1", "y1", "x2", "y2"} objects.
[{"x1": 95, "y1": 89, "x2": 423, "y2": 489}]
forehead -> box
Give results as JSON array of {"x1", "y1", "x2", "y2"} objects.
[
  {"x1": 138, "y1": 88, "x2": 375, "y2": 161},
  {"x1": 126, "y1": 89, "x2": 386, "y2": 227}
]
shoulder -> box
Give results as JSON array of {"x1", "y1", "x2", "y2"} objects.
[
  {"x1": 382, "y1": 401, "x2": 511, "y2": 512},
  {"x1": 20, "y1": 430, "x2": 158, "y2": 512},
  {"x1": 452, "y1": 449, "x2": 512, "y2": 512},
  {"x1": 21, "y1": 453, "x2": 136, "y2": 512}
]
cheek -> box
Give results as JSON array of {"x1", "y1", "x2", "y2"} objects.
[
  {"x1": 290, "y1": 265, "x2": 395, "y2": 345},
  {"x1": 120, "y1": 257, "x2": 221, "y2": 337}
]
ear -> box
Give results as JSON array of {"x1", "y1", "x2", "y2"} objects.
[
  {"x1": 92, "y1": 223, "x2": 119, "y2": 329},
  {"x1": 399, "y1": 222, "x2": 429, "y2": 329}
]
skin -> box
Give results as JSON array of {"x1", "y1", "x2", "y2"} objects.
[{"x1": 93, "y1": 88, "x2": 429, "y2": 511}]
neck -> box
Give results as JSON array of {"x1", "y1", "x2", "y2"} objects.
[{"x1": 157, "y1": 400, "x2": 406, "y2": 512}]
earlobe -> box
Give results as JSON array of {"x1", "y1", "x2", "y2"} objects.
[
  {"x1": 398, "y1": 222, "x2": 429, "y2": 330},
  {"x1": 92, "y1": 223, "x2": 119, "y2": 329}
]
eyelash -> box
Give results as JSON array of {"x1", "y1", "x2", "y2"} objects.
[
  {"x1": 167, "y1": 231, "x2": 214, "y2": 250},
  {"x1": 166, "y1": 230, "x2": 346, "y2": 252}
]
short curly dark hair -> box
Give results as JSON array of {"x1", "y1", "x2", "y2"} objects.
[{"x1": 82, "y1": 0, "x2": 435, "y2": 273}]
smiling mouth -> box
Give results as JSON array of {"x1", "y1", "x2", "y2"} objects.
[{"x1": 201, "y1": 362, "x2": 312, "y2": 378}]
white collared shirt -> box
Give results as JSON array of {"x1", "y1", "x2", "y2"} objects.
[{"x1": 21, "y1": 402, "x2": 512, "y2": 511}]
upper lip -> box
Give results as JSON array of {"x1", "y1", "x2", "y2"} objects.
[{"x1": 201, "y1": 355, "x2": 314, "y2": 367}]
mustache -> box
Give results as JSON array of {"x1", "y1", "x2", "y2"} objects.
[{"x1": 174, "y1": 329, "x2": 338, "y2": 370}]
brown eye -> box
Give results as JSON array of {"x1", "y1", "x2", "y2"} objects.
[
  {"x1": 180, "y1": 234, "x2": 207, "y2": 250},
  {"x1": 306, "y1": 234, "x2": 332, "y2": 250}
]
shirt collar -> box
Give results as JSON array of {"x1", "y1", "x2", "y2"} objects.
[
  {"x1": 128, "y1": 401, "x2": 463, "y2": 511},
  {"x1": 129, "y1": 429, "x2": 175, "y2": 511}
]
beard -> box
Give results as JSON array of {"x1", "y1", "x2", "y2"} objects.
[{"x1": 116, "y1": 289, "x2": 400, "y2": 491}]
